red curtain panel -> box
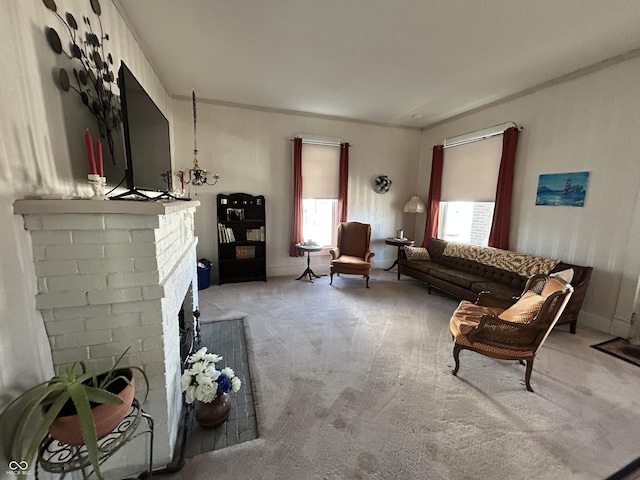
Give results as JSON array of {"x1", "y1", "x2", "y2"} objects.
[
  {"x1": 488, "y1": 127, "x2": 519, "y2": 249},
  {"x1": 422, "y1": 145, "x2": 443, "y2": 247},
  {"x1": 289, "y1": 137, "x2": 304, "y2": 256}
]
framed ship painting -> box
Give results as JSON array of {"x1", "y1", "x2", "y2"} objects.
[{"x1": 536, "y1": 171, "x2": 589, "y2": 207}]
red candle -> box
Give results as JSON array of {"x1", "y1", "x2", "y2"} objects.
[
  {"x1": 95, "y1": 138, "x2": 103, "y2": 177},
  {"x1": 85, "y1": 130, "x2": 96, "y2": 175}
]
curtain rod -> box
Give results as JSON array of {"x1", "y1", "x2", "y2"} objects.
[
  {"x1": 289, "y1": 138, "x2": 344, "y2": 147},
  {"x1": 289, "y1": 133, "x2": 347, "y2": 147},
  {"x1": 443, "y1": 121, "x2": 522, "y2": 149}
]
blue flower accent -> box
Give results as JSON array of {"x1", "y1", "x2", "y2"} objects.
[{"x1": 217, "y1": 372, "x2": 232, "y2": 394}]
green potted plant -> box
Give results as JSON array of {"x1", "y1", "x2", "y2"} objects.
[{"x1": 1, "y1": 348, "x2": 148, "y2": 480}]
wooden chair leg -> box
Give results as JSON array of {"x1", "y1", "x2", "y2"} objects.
[
  {"x1": 569, "y1": 320, "x2": 577, "y2": 334},
  {"x1": 524, "y1": 358, "x2": 534, "y2": 392},
  {"x1": 365, "y1": 275, "x2": 370, "y2": 288},
  {"x1": 452, "y1": 344, "x2": 461, "y2": 375},
  {"x1": 330, "y1": 272, "x2": 334, "y2": 285}
]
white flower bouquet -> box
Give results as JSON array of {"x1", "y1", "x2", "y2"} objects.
[{"x1": 181, "y1": 346, "x2": 241, "y2": 404}]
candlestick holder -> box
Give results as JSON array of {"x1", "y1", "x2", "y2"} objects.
[{"x1": 88, "y1": 174, "x2": 107, "y2": 200}]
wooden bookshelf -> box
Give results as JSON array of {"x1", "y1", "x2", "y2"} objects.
[{"x1": 217, "y1": 193, "x2": 266, "y2": 284}]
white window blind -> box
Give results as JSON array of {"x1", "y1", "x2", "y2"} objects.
[
  {"x1": 441, "y1": 135, "x2": 502, "y2": 202},
  {"x1": 302, "y1": 143, "x2": 340, "y2": 199}
]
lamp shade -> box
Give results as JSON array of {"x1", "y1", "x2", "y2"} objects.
[{"x1": 403, "y1": 195, "x2": 426, "y2": 213}]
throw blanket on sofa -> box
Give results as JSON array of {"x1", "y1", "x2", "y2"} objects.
[{"x1": 442, "y1": 242, "x2": 561, "y2": 278}]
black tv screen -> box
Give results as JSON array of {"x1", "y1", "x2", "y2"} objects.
[{"x1": 116, "y1": 61, "x2": 172, "y2": 193}]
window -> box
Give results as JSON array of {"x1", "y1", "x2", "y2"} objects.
[
  {"x1": 439, "y1": 201, "x2": 495, "y2": 246},
  {"x1": 438, "y1": 135, "x2": 502, "y2": 247},
  {"x1": 302, "y1": 199, "x2": 338, "y2": 247},
  {"x1": 301, "y1": 143, "x2": 340, "y2": 247}
]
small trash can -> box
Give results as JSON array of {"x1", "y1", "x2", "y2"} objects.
[{"x1": 197, "y1": 258, "x2": 212, "y2": 290}]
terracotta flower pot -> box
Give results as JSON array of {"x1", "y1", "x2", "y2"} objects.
[
  {"x1": 48, "y1": 368, "x2": 135, "y2": 446},
  {"x1": 195, "y1": 393, "x2": 231, "y2": 428}
]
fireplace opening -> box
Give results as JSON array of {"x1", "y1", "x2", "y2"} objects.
[{"x1": 179, "y1": 305, "x2": 191, "y2": 364}]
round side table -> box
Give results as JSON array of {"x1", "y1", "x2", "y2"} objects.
[
  {"x1": 384, "y1": 237, "x2": 414, "y2": 277},
  {"x1": 295, "y1": 243, "x2": 324, "y2": 283}
]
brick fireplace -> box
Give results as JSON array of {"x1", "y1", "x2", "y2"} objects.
[{"x1": 14, "y1": 199, "x2": 200, "y2": 477}]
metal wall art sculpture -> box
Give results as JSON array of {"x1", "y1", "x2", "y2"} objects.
[
  {"x1": 42, "y1": 0, "x2": 122, "y2": 164},
  {"x1": 373, "y1": 175, "x2": 392, "y2": 194}
]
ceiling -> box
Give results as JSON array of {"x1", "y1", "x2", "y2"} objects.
[{"x1": 115, "y1": 0, "x2": 640, "y2": 128}]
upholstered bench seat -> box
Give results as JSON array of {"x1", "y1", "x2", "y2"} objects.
[
  {"x1": 402, "y1": 259, "x2": 431, "y2": 274},
  {"x1": 429, "y1": 267, "x2": 487, "y2": 290},
  {"x1": 470, "y1": 281, "x2": 520, "y2": 297}
]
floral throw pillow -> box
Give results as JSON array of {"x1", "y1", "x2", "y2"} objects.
[{"x1": 404, "y1": 246, "x2": 430, "y2": 261}]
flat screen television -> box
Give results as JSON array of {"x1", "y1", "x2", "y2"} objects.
[{"x1": 107, "y1": 61, "x2": 172, "y2": 199}]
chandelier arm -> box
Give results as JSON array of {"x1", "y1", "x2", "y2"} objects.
[{"x1": 192, "y1": 90, "x2": 197, "y2": 153}]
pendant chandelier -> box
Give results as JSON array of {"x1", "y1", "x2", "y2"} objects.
[{"x1": 177, "y1": 91, "x2": 220, "y2": 191}]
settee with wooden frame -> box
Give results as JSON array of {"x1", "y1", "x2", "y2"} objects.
[{"x1": 449, "y1": 274, "x2": 574, "y2": 392}]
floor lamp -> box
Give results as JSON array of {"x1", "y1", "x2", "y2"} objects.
[{"x1": 402, "y1": 195, "x2": 426, "y2": 239}]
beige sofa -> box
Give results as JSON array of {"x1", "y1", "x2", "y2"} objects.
[{"x1": 398, "y1": 238, "x2": 592, "y2": 334}]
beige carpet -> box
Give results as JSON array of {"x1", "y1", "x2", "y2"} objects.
[{"x1": 171, "y1": 270, "x2": 640, "y2": 480}]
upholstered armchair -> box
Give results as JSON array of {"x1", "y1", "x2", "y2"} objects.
[
  {"x1": 329, "y1": 222, "x2": 375, "y2": 288},
  {"x1": 449, "y1": 274, "x2": 574, "y2": 392}
]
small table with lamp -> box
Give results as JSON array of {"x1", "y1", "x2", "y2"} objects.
[
  {"x1": 295, "y1": 243, "x2": 324, "y2": 283},
  {"x1": 384, "y1": 237, "x2": 415, "y2": 278}
]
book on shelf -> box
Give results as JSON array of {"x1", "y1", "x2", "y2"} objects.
[
  {"x1": 217, "y1": 223, "x2": 236, "y2": 243},
  {"x1": 235, "y1": 245, "x2": 255, "y2": 259},
  {"x1": 244, "y1": 227, "x2": 265, "y2": 241}
]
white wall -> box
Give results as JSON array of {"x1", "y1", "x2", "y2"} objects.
[
  {"x1": 170, "y1": 100, "x2": 422, "y2": 281},
  {"x1": 0, "y1": 2, "x2": 420, "y2": 466},
  {"x1": 4, "y1": 5, "x2": 638, "y2": 467},
  {"x1": 0, "y1": 0, "x2": 172, "y2": 465},
  {"x1": 418, "y1": 55, "x2": 640, "y2": 336}
]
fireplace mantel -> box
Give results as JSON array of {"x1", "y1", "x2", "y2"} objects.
[
  {"x1": 14, "y1": 198, "x2": 200, "y2": 477},
  {"x1": 14, "y1": 198, "x2": 200, "y2": 215}
]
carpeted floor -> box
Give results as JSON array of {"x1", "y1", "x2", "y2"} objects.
[{"x1": 168, "y1": 269, "x2": 640, "y2": 480}]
